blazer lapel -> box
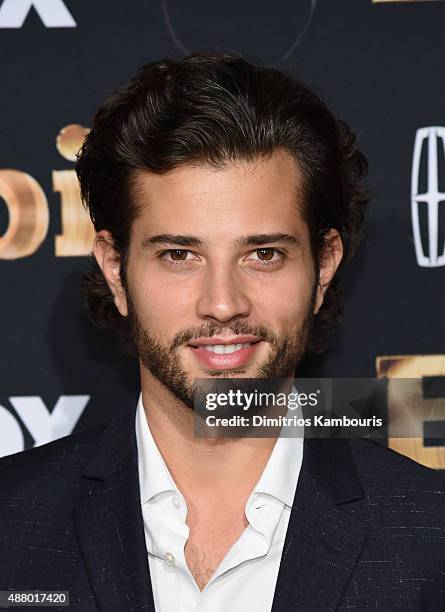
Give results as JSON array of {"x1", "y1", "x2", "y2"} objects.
[
  {"x1": 271, "y1": 437, "x2": 371, "y2": 612},
  {"x1": 73, "y1": 397, "x2": 155, "y2": 612}
]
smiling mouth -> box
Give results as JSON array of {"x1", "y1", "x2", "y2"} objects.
[
  {"x1": 197, "y1": 342, "x2": 256, "y2": 354},
  {"x1": 188, "y1": 339, "x2": 263, "y2": 369}
]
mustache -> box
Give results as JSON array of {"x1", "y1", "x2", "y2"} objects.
[{"x1": 170, "y1": 322, "x2": 279, "y2": 350}]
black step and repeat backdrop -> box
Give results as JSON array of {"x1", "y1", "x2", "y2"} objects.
[{"x1": 1, "y1": 0, "x2": 444, "y2": 469}]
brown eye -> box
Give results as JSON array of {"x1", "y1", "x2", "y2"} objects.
[
  {"x1": 170, "y1": 249, "x2": 188, "y2": 260},
  {"x1": 256, "y1": 248, "x2": 275, "y2": 261}
]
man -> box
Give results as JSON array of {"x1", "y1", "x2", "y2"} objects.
[{"x1": 1, "y1": 52, "x2": 444, "y2": 611}]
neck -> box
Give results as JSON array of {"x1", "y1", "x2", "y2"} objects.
[{"x1": 140, "y1": 368, "x2": 278, "y2": 503}]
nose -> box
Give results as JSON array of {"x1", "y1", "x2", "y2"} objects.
[{"x1": 195, "y1": 261, "x2": 252, "y2": 324}]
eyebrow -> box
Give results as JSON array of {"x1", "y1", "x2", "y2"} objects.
[
  {"x1": 141, "y1": 233, "x2": 302, "y2": 249},
  {"x1": 236, "y1": 233, "x2": 302, "y2": 248},
  {"x1": 141, "y1": 234, "x2": 203, "y2": 248}
]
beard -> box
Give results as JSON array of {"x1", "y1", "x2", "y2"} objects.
[{"x1": 127, "y1": 284, "x2": 317, "y2": 410}]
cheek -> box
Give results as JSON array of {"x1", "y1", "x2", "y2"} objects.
[
  {"x1": 252, "y1": 269, "x2": 314, "y2": 324},
  {"x1": 128, "y1": 265, "x2": 196, "y2": 328}
]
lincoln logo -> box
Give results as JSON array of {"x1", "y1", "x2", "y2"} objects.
[{"x1": 411, "y1": 127, "x2": 445, "y2": 268}]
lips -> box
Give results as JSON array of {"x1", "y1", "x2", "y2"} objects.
[
  {"x1": 188, "y1": 337, "x2": 263, "y2": 370},
  {"x1": 198, "y1": 342, "x2": 252, "y2": 354}
]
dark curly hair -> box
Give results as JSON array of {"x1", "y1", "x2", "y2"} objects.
[{"x1": 76, "y1": 51, "x2": 369, "y2": 356}]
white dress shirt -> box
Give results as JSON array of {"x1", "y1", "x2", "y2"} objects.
[{"x1": 135, "y1": 393, "x2": 304, "y2": 612}]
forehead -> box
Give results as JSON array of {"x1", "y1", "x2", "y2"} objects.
[{"x1": 131, "y1": 149, "x2": 307, "y2": 238}]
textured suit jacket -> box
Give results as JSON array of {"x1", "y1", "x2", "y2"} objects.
[{"x1": 1, "y1": 396, "x2": 445, "y2": 612}]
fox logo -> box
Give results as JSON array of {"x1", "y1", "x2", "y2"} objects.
[{"x1": 0, "y1": 0, "x2": 76, "y2": 28}]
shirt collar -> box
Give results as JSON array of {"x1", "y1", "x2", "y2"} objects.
[
  {"x1": 251, "y1": 388, "x2": 304, "y2": 507},
  {"x1": 136, "y1": 389, "x2": 304, "y2": 508},
  {"x1": 136, "y1": 393, "x2": 178, "y2": 504},
  {"x1": 251, "y1": 433, "x2": 303, "y2": 508}
]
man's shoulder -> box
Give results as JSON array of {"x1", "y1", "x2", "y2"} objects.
[
  {"x1": 347, "y1": 437, "x2": 445, "y2": 509},
  {"x1": 0, "y1": 418, "x2": 110, "y2": 495}
]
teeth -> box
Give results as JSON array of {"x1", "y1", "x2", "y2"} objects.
[{"x1": 203, "y1": 343, "x2": 251, "y2": 354}]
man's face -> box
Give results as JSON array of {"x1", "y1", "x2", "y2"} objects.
[{"x1": 104, "y1": 150, "x2": 333, "y2": 408}]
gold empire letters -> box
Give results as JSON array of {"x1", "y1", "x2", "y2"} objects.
[
  {"x1": 376, "y1": 354, "x2": 445, "y2": 470},
  {"x1": 0, "y1": 124, "x2": 94, "y2": 259}
]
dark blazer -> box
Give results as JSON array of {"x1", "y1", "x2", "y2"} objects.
[{"x1": 1, "y1": 397, "x2": 444, "y2": 612}]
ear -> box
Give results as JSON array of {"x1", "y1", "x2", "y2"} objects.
[
  {"x1": 93, "y1": 230, "x2": 128, "y2": 317},
  {"x1": 313, "y1": 229, "x2": 344, "y2": 315}
]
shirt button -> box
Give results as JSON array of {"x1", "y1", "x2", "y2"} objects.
[
  {"x1": 172, "y1": 496, "x2": 181, "y2": 509},
  {"x1": 164, "y1": 552, "x2": 175, "y2": 567}
]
